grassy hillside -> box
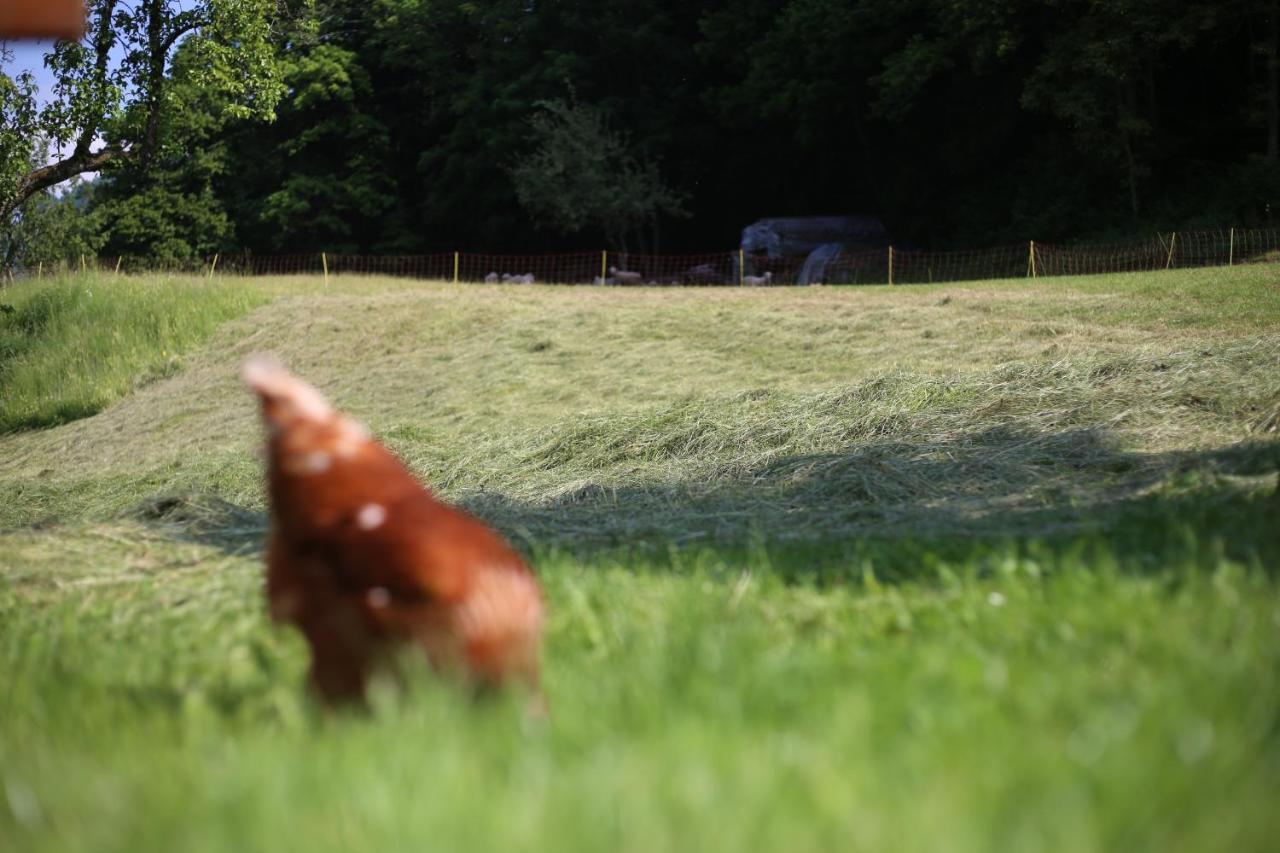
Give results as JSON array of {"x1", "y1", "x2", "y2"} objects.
[
  {"x1": 2, "y1": 267, "x2": 1278, "y2": 851},
  {"x1": 0, "y1": 274, "x2": 268, "y2": 432}
]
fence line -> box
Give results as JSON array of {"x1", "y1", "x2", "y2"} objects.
[{"x1": 29, "y1": 227, "x2": 1280, "y2": 287}]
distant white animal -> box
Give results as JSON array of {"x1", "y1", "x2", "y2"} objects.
[
  {"x1": 743, "y1": 271, "x2": 774, "y2": 285},
  {"x1": 593, "y1": 275, "x2": 619, "y2": 285},
  {"x1": 609, "y1": 266, "x2": 642, "y2": 284},
  {"x1": 484, "y1": 272, "x2": 500, "y2": 283}
]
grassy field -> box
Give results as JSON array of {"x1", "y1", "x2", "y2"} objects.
[{"x1": 1, "y1": 267, "x2": 1278, "y2": 851}]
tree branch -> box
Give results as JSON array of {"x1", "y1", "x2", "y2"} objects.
[
  {"x1": 161, "y1": 14, "x2": 207, "y2": 56},
  {"x1": 4, "y1": 147, "x2": 127, "y2": 223},
  {"x1": 74, "y1": 0, "x2": 120, "y2": 158},
  {"x1": 138, "y1": 6, "x2": 207, "y2": 165},
  {"x1": 142, "y1": 0, "x2": 166, "y2": 164}
]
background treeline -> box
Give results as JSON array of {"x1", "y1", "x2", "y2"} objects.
[{"x1": 17, "y1": 0, "x2": 1280, "y2": 263}]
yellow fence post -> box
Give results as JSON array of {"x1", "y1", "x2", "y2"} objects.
[
  {"x1": 114, "y1": 256, "x2": 123, "y2": 276},
  {"x1": 207, "y1": 253, "x2": 219, "y2": 281},
  {"x1": 1164, "y1": 232, "x2": 1177, "y2": 269},
  {"x1": 453, "y1": 251, "x2": 460, "y2": 284},
  {"x1": 37, "y1": 261, "x2": 42, "y2": 280},
  {"x1": 322, "y1": 252, "x2": 329, "y2": 285},
  {"x1": 888, "y1": 246, "x2": 894, "y2": 285},
  {"x1": 1029, "y1": 240, "x2": 1037, "y2": 278},
  {"x1": 80, "y1": 254, "x2": 86, "y2": 275},
  {"x1": 1228, "y1": 228, "x2": 1234, "y2": 266},
  {"x1": 739, "y1": 248, "x2": 745, "y2": 286},
  {"x1": 601, "y1": 250, "x2": 607, "y2": 283}
]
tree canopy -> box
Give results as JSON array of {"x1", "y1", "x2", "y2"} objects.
[
  {"x1": 0, "y1": 0, "x2": 283, "y2": 246},
  {"x1": 510, "y1": 97, "x2": 686, "y2": 254},
  {"x1": 2, "y1": 0, "x2": 1277, "y2": 264}
]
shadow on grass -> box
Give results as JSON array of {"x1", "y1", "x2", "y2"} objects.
[
  {"x1": 122, "y1": 423, "x2": 1280, "y2": 582},
  {"x1": 0, "y1": 399, "x2": 109, "y2": 433},
  {"x1": 479, "y1": 429, "x2": 1279, "y2": 580}
]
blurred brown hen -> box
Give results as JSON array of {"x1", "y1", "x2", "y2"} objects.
[{"x1": 243, "y1": 356, "x2": 543, "y2": 707}]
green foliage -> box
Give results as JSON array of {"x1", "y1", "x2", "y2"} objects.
[
  {"x1": 92, "y1": 39, "x2": 244, "y2": 263},
  {"x1": 184, "y1": 0, "x2": 289, "y2": 123},
  {"x1": 0, "y1": 63, "x2": 39, "y2": 207},
  {"x1": 250, "y1": 43, "x2": 396, "y2": 252},
  {"x1": 5, "y1": 1, "x2": 1280, "y2": 253},
  {"x1": 354, "y1": 0, "x2": 710, "y2": 251},
  {"x1": 511, "y1": 98, "x2": 687, "y2": 252},
  {"x1": 96, "y1": 184, "x2": 233, "y2": 264},
  {"x1": 858, "y1": 0, "x2": 1278, "y2": 229},
  {"x1": 0, "y1": 0, "x2": 285, "y2": 232},
  {"x1": 1, "y1": 181, "x2": 105, "y2": 269}
]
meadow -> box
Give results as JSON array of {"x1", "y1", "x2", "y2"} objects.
[{"x1": 1, "y1": 267, "x2": 1278, "y2": 851}]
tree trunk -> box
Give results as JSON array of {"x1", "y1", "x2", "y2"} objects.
[
  {"x1": 143, "y1": 0, "x2": 166, "y2": 164},
  {"x1": 1122, "y1": 134, "x2": 1140, "y2": 216},
  {"x1": 1268, "y1": 0, "x2": 1279, "y2": 162},
  {"x1": 1118, "y1": 81, "x2": 1141, "y2": 217}
]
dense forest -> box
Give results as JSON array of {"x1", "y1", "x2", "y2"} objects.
[{"x1": 2, "y1": 0, "x2": 1279, "y2": 265}]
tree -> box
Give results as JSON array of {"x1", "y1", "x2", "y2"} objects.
[
  {"x1": 237, "y1": 41, "x2": 396, "y2": 252},
  {"x1": 365, "y1": 0, "x2": 709, "y2": 251},
  {"x1": 87, "y1": 35, "x2": 243, "y2": 264},
  {"x1": 41, "y1": 0, "x2": 1277, "y2": 259},
  {"x1": 509, "y1": 98, "x2": 686, "y2": 254},
  {"x1": 0, "y1": 179, "x2": 103, "y2": 272},
  {"x1": 0, "y1": 0, "x2": 285, "y2": 228},
  {"x1": 864, "y1": 0, "x2": 1233, "y2": 221}
]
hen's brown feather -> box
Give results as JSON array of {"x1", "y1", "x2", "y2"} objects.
[{"x1": 245, "y1": 357, "x2": 543, "y2": 705}]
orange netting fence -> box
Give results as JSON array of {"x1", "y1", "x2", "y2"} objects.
[{"x1": 39, "y1": 227, "x2": 1280, "y2": 286}]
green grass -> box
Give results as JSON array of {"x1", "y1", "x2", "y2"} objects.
[
  {"x1": 2, "y1": 266, "x2": 1279, "y2": 851},
  {"x1": 0, "y1": 274, "x2": 268, "y2": 432}
]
